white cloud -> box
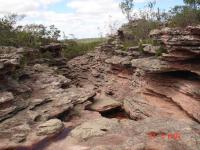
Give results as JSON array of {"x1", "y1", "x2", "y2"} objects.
[
  {"x1": 63, "y1": 0, "x2": 127, "y2": 38},
  {"x1": 0, "y1": 0, "x2": 62, "y2": 14},
  {"x1": 0, "y1": 0, "x2": 132, "y2": 38},
  {"x1": 67, "y1": 0, "x2": 120, "y2": 14}
]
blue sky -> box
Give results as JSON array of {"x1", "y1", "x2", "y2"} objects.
[
  {"x1": 0, "y1": 0, "x2": 184, "y2": 38},
  {"x1": 48, "y1": 0, "x2": 184, "y2": 13},
  {"x1": 135, "y1": 0, "x2": 183, "y2": 10}
]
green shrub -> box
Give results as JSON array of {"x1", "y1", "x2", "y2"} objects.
[
  {"x1": 121, "y1": 40, "x2": 138, "y2": 51},
  {"x1": 120, "y1": 19, "x2": 161, "y2": 52},
  {"x1": 138, "y1": 40, "x2": 144, "y2": 53},
  {"x1": 132, "y1": 20, "x2": 160, "y2": 42},
  {"x1": 0, "y1": 14, "x2": 61, "y2": 48},
  {"x1": 168, "y1": 6, "x2": 200, "y2": 27}
]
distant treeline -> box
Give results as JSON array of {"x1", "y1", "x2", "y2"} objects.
[{"x1": 0, "y1": 14, "x2": 61, "y2": 48}]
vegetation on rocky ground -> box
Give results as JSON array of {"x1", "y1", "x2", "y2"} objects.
[
  {"x1": 0, "y1": 14, "x2": 104, "y2": 59},
  {"x1": 0, "y1": 0, "x2": 199, "y2": 59},
  {"x1": 119, "y1": 0, "x2": 200, "y2": 51}
]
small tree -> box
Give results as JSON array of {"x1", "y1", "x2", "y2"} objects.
[
  {"x1": 0, "y1": 14, "x2": 25, "y2": 46},
  {"x1": 119, "y1": 0, "x2": 134, "y2": 21},
  {"x1": 48, "y1": 25, "x2": 61, "y2": 41},
  {"x1": 184, "y1": 0, "x2": 200, "y2": 9}
]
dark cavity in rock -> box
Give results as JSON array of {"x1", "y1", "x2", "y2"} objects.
[
  {"x1": 100, "y1": 106, "x2": 130, "y2": 120},
  {"x1": 162, "y1": 71, "x2": 200, "y2": 80}
]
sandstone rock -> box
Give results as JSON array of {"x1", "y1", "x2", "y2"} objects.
[
  {"x1": 39, "y1": 43, "x2": 62, "y2": 57},
  {"x1": 11, "y1": 133, "x2": 27, "y2": 143},
  {"x1": 0, "y1": 47, "x2": 25, "y2": 75},
  {"x1": 0, "y1": 25, "x2": 200, "y2": 150},
  {"x1": 128, "y1": 46, "x2": 139, "y2": 51},
  {"x1": 88, "y1": 96, "x2": 121, "y2": 112},
  {"x1": 114, "y1": 50, "x2": 132, "y2": 56},
  {"x1": 29, "y1": 98, "x2": 52, "y2": 110},
  {"x1": 131, "y1": 57, "x2": 200, "y2": 75},
  {"x1": 33, "y1": 64, "x2": 47, "y2": 72},
  {"x1": 0, "y1": 92, "x2": 14, "y2": 105},
  {"x1": 149, "y1": 29, "x2": 162, "y2": 37},
  {"x1": 70, "y1": 118, "x2": 120, "y2": 140},
  {"x1": 131, "y1": 57, "x2": 172, "y2": 73},
  {"x1": 105, "y1": 56, "x2": 132, "y2": 66},
  {"x1": 91, "y1": 69, "x2": 100, "y2": 77},
  {"x1": 150, "y1": 25, "x2": 200, "y2": 60},
  {"x1": 143, "y1": 44, "x2": 160, "y2": 54},
  {"x1": 69, "y1": 117, "x2": 199, "y2": 150},
  {"x1": 0, "y1": 91, "x2": 28, "y2": 122},
  {"x1": 144, "y1": 74, "x2": 200, "y2": 122},
  {"x1": 121, "y1": 117, "x2": 200, "y2": 150},
  {"x1": 187, "y1": 25, "x2": 200, "y2": 35},
  {"x1": 36, "y1": 119, "x2": 64, "y2": 136},
  {"x1": 123, "y1": 95, "x2": 156, "y2": 120}
]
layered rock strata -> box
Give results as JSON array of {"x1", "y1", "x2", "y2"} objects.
[{"x1": 0, "y1": 26, "x2": 199, "y2": 150}]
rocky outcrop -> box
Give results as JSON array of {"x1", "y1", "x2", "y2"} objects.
[
  {"x1": 63, "y1": 25, "x2": 200, "y2": 150},
  {"x1": 129, "y1": 25, "x2": 200, "y2": 124},
  {"x1": 0, "y1": 25, "x2": 199, "y2": 150},
  {"x1": 150, "y1": 25, "x2": 200, "y2": 61},
  {"x1": 39, "y1": 43, "x2": 62, "y2": 57},
  {"x1": 0, "y1": 46, "x2": 25, "y2": 75},
  {"x1": 0, "y1": 46, "x2": 96, "y2": 149}
]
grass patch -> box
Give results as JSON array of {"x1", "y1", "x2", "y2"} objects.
[
  {"x1": 75, "y1": 38, "x2": 106, "y2": 43},
  {"x1": 62, "y1": 38, "x2": 105, "y2": 59},
  {"x1": 121, "y1": 40, "x2": 138, "y2": 51}
]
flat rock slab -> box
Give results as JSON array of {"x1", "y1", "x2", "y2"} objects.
[
  {"x1": 131, "y1": 57, "x2": 200, "y2": 75},
  {"x1": 88, "y1": 96, "x2": 121, "y2": 112},
  {"x1": 105, "y1": 56, "x2": 132, "y2": 66},
  {"x1": 70, "y1": 118, "x2": 121, "y2": 140}
]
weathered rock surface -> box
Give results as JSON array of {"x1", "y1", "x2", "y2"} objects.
[
  {"x1": 0, "y1": 46, "x2": 96, "y2": 149},
  {"x1": 36, "y1": 119, "x2": 64, "y2": 136},
  {"x1": 129, "y1": 26, "x2": 200, "y2": 124},
  {"x1": 0, "y1": 25, "x2": 200, "y2": 150},
  {"x1": 131, "y1": 57, "x2": 200, "y2": 75},
  {"x1": 43, "y1": 117, "x2": 200, "y2": 150},
  {"x1": 70, "y1": 118, "x2": 121, "y2": 140},
  {"x1": 150, "y1": 25, "x2": 200, "y2": 60},
  {"x1": 39, "y1": 43, "x2": 62, "y2": 57},
  {"x1": 88, "y1": 95, "x2": 121, "y2": 112},
  {"x1": 0, "y1": 46, "x2": 25, "y2": 75}
]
